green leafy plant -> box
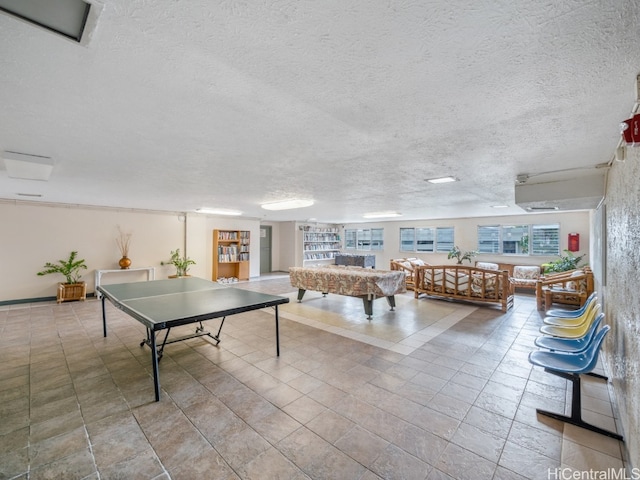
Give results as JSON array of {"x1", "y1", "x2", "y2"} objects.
[
  {"x1": 447, "y1": 246, "x2": 478, "y2": 264},
  {"x1": 543, "y1": 249, "x2": 586, "y2": 273},
  {"x1": 37, "y1": 251, "x2": 87, "y2": 284},
  {"x1": 165, "y1": 249, "x2": 196, "y2": 276},
  {"x1": 519, "y1": 234, "x2": 529, "y2": 254}
]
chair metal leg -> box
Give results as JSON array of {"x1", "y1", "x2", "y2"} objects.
[{"x1": 537, "y1": 370, "x2": 623, "y2": 441}]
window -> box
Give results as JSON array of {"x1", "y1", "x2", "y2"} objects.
[
  {"x1": 436, "y1": 227, "x2": 455, "y2": 252},
  {"x1": 345, "y1": 228, "x2": 383, "y2": 251},
  {"x1": 400, "y1": 228, "x2": 415, "y2": 252},
  {"x1": 531, "y1": 224, "x2": 560, "y2": 255},
  {"x1": 400, "y1": 227, "x2": 454, "y2": 252},
  {"x1": 345, "y1": 229, "x2": 357, "y2": 249},
  {"x1": 477, "y1": 224, "x2": 559, "y2": 256},
  {"x1": 416, "y1": 228, "x2": 434, "y2": 252},
  {"x1": 371, "y1": 228, "x2": 384, "y2": 251},
  {"x1": 477, "y1": 225, "x2": 500, "y2": 253},
  {"x1": 357, "y1": 229, "x2": 371, "y2": 250},
  {"x1": 501, "y1": 225, "x2": 529, "y2": 254}
]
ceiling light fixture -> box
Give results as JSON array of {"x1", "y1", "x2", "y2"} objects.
[
  {"x1": 261, "y1": 199, "x2": 314, "y2": 211},
  {"x1": 196, "y1": 208, "x2": 242, "y2": 216},
  {"x1": 426, "y1": 176, "x2": 456, "y2": 184},
  {"x1": 0, "y1": 0, "x2": 91, "y2": 42},
  {"x1": 491, "y1": 205, "x2": 508, "y2": 209},
  {"x1": 363, "y1": 211, "x2": 402, "y2": 219},
  {"x1": 3, "y1": 151, "x2": 54, "y2": 181}
]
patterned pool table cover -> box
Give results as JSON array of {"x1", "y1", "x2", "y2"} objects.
[{"x1": 289, "y1": 265, "x2": 407, "y2": 297}]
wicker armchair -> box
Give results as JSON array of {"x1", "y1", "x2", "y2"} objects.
[
  {"x1": 510, "y1": 265, "x2": 542, "y2": 292},
  {"x1": 390, "y1": 258, "x2": 427, "y2": 291},
  {"x1": 536, "y1": 267, "x2": 594, "y2": 311}
]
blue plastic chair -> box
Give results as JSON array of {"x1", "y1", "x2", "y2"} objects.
[
  {"x1": 543, "y1": 300, "x2": 599, "y2": 326},
  {"x1": 528, "y1": 325, "x2": 622, "y2": 440},
  {"x1": 545, "y1": 291, "x2": 597, "y2": 318},
  {"x1": 535, "y1": 313, "x2": 604, "y2": 354},
  {"x1": 539, "y1": 304, "x2": 601, "y2": 338}
]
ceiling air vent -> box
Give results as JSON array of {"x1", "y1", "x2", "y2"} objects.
[
  {"x1": 526, "y1": 206, "x2": 559, "y2": 211},
  {"x1": 515, "y1": 172, "x2": 605, "y2": 212}
]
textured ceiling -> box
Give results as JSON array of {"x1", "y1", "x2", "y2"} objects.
[{"x1": 0, "y1": 0, "x2": 639, "y2": 223}]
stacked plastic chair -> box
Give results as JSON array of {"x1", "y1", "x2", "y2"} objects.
[{"x1": 528, "y1": 292, "x2": 623, "y2": 440}]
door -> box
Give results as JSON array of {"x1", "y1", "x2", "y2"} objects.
[{"x1": 260, "y1": 225, "x2": 272, "y2": 274}]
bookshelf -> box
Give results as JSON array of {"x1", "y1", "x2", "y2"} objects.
[
  {"x1": 213, "y1": 230, "x2": 250, "y2": 282},
  {"x1": 301, "y1": 226, "x2": 341, "y2": 266}
]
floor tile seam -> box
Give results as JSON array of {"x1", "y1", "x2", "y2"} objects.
[
  {"x1": 27, "y1": 424, "x2": 95, "y2": 474},
  {"x1": 328, "y1": 421, "x2": 439, "y2": 476},
  {"x1": 445, "y1": 425, "x2": 508, "y2": 467},
  {"x1": 492, "y1": 326, "x2": 566, "y2": 473},
  {"x1": 130, "y1": 404, "x2": 209, "y2": 479},
  {"x1": 324, "y1": 424, "x2": 393, "y2": 471},
  {"x1": 26, "y1": 306, "x2": 98, "y2": 472},
  {"x1": 561, "y1": 436, "x2": 625, "y2": 466},
  {"x1": 323, "y1": 389, "x2": 464, "y2": 452},
  {"x1": 174, "y1": 400, "x2": 251, "y2": 474}
]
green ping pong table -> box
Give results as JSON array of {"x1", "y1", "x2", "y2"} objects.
[{"x1": 97, "y1": 277, "x2": 289, "y2": 401}]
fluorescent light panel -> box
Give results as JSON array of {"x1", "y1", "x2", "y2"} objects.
[
  {"x1": 0, "y1": 0, "x2": 91, "y2": 42},
  {"x1": 261, "y1": 199, "x2": 314, "y2": 211},
  {"x1": 363, "y1": 211, "x2": 402, "y2": 219},
  {"x1": 426, "y1": 176, "x2": 457, "y2": 184},
  {"x1": 197, "y1": 208, "x2": 242, "y2": 216},
  {"x1": 3, "y1": 151, "x2": 54, "y2": 181}
]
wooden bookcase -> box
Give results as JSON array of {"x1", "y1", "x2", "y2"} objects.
[{"x1": 212, "y1": 230, "x2": 250, "y2": 281}]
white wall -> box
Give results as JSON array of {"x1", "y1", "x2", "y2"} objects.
[
  {"x1": 0, "y1": 201, "x2": 262, "y2": 302},
  {"x1": 341, "y1": 211, "x2": 590, "y2": 269},
  {"x1": 0, "y1": 201, "x2": 590, "y2": 303}
]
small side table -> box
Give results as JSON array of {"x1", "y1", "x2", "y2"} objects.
[{"x1": 95, "y1": 267, "x2": 156, "y2": 298}]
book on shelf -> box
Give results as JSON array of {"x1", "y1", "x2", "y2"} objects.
[{"x1": 218, "y1": 231, "x2": 239, "y2": 240}]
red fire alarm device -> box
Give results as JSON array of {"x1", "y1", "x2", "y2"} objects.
[
  {"x1": 621, "y1": 113, "x2": 640, "y2": 146},
  {"x1": 568, "y1": 233, "x2": 580, "y2": 252}
]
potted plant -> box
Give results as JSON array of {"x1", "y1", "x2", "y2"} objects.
[
  {"x1": 447, "y1": 246, "x2": 478, "y2": 264},
  {"x1": 165, "y1": 249, "x2": 196, "y2": 278},
  {"x1": 37, "y1": 251, "x2": 88, "y2": 303},
  {"x1": 543, "y1": 249, "x2": 586, "y2": 273}
]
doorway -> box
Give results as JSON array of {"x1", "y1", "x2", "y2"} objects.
[{"x1": 260, "y1": 225, "x2": 272, "y2": 274}]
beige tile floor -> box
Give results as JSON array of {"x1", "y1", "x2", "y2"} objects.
[{"x1": 0, "y1": 275, "x2": 628, "y2": 480}]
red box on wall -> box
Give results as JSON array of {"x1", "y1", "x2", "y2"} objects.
[
  {"x1": 621, "y1": 113, "x2": 640, "y2": 146},
  {"x1": 568, "y1": 233, "x2": 580, "y2": 252}
]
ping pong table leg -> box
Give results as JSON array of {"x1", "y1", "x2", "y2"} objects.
[
  {"x1": 275, "y1": 305, "x2": 280, "y2": 357},
  {"x1": 101, "y1": 296, "x2": 107, "y2": 337},
  {"x1": 149, "y1": 330, "x2": 161, "y2": 401}
]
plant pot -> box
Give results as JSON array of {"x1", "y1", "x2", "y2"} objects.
[
  {"x1": 168, "y1": 275, "x2": 191, "y2": 279},
  {"x1": 57, "y1": 282, "x2": 87, "y2": 303}
]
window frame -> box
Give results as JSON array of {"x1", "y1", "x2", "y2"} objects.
[
  {"x1": 399, "y1": 226, "x2": 455, "y2": 253},
  {"x1": 477, "y1": 223, "x2": 560, "y2": 256},
  {"x1": 344, "y1": 228, "x2": 384, "y2": 251}
]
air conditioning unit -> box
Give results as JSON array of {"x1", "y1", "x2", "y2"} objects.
[{"x1": 515, "y1": 172, "x2": 605, "y2": 211}]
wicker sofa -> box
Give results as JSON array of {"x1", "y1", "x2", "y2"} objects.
[{"x1": 414, "y1": 264, "x2": 514, "y2": 312}]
